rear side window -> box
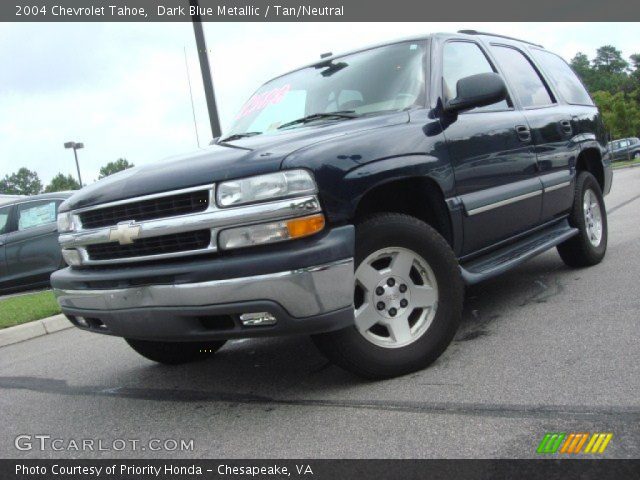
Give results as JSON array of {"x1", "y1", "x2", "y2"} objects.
[
  {"x1": 442, "y1": 41, "x2": 509, "y2": 111},
  {"x1": 491, "y1": 45, "x2": 554, "y2": 108},
  {"x1": 16, "y1": 200, "x2": 57, "y2": 231},
  {"x1": 531, "y1": 49, "x2": 593, "y2": 106}
]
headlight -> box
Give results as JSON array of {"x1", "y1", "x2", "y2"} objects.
[
  {"x1": 216, "y1": 170, "x2": 317, "y2": 207},
  {"x1": 57, "y1": 212, "x2": 75, "y2": 233},
  {"x1": 219, "y1": 214, "x2": 325, "y2": 250}
]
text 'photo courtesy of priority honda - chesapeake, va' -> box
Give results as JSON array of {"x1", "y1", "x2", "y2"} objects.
[{"x1": 0, "y1": 1, "x2": 639, "y2": 479}]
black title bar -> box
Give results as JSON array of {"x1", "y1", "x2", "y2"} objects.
[
  {"x1": 2, "y1": 0, "x2": 639, "y2": 21},
  {"x1": 2, "y1": 459, "x2": 640, "y2": 480}
]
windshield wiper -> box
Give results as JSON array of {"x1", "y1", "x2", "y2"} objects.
[
  {"x1": 277, "y1": 111, "x2": 358, "y2": 130},
  {"x1": 219, "y1": 131, "x2": 262, "y2": 142}
]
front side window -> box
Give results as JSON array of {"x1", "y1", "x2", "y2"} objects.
[
  {"x1": 226, "y1": 42, "x2": 426, "y2": 137},
  {"x1": 530, "y1": 49, "x2": 593, "y2": 106},
  {"x1": 491, "y1": 45, "x2": 554, "y2": 108},
  {"x1": 17, "y1": 200, "x2": 57, "y2": 231},
  {"x1": 442, "y1": 41, "x2": 509, "y2": 111},
  {"x1": 0, "y1": 205, "x2": 11, "y2": 234}
]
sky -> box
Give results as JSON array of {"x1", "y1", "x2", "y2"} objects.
[{"x1": 1, "y1": 22, "x2": 638, "y2": 186}]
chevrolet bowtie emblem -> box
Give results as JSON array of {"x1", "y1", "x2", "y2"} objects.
[{"x1": 109, "y1": 221, "x2": 141, "y2": 245}]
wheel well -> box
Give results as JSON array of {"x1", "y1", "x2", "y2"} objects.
[
  {"x1": 354, "y1": 178, "x2": 453, "y2": 246},
  {"x1": 576, "y1": 148, "x2": 604, "y2": 191}
]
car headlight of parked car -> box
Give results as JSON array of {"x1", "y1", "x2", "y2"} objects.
[
  {"x1": 216, "y1": 170, "x2": 317, "y2": 207},
  {"x1": 56, "y1": 211, "x2": 75, "y2": 233}
]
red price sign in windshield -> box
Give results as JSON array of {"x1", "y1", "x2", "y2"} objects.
[{"x1": 235, "y1": 84, "x2": 291, "y2": 120}]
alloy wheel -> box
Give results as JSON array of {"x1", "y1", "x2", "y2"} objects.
[
  {"x1": 354, "y1": 247, "x2": 438, "y2": 348},
  {"x1": 583, "y1": 188, "x2": 603, "y2": 247}
]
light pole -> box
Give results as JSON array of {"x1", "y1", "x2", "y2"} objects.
[
  {"x1": 189, "y1": 0, "x2": 221, "y2": 140},
  {"x1": 64, "y1": 141, "x2": 84, "y2": 187}
]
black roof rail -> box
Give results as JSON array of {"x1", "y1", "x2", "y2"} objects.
[{"x1": 457, "y1": 30, "x2": 544, "y2": 48}]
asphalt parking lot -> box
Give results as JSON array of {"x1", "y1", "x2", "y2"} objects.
[{"x1": 1, "y1": 167, "x2": 639, "y2": 459}]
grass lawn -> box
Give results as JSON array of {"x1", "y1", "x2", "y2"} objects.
[
  {"x1": 612, "y1": 157, "x2": 640, "y2": 169},
  {"x1": 0, "y1": 290, "x2": 61, "y2": 329}
]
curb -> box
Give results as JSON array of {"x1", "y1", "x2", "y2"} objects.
[
  {"x1": 612, "y1": 162, "x2": 640, "y2": 170},
  {"x1": 0, "y1": 314, "x2": 73, "y2": 348}
]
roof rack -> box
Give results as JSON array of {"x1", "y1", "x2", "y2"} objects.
[{"x1": 457, "y1": 30, "x2": 543, "y2": 48}]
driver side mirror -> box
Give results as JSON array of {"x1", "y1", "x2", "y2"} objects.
[{"x1": 444, "y1": 72, "x2": 507, "y2": 113}]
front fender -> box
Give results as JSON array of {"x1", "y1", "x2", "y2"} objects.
[{"x1": 282, "y1": 116, "x2": 453, "y2": 224}]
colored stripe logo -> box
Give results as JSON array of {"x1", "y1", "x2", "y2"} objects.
[{"x1": 537, "y1": 433, "x2": 612, "y2": 454}]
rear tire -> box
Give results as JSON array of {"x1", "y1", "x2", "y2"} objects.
[
  {"x1": 125, "y1": 339, "x2": 225, "y2": 365},
  {"x1": 557, "y1": 171, "x2": 607, "y2": 267},
  {"x1": 312, "y1": 213, "x2": 464, "y2": 379}
]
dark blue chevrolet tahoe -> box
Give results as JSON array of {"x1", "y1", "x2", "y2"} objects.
[{"x1": 52, "y1": 31, "x2": 612, "y2": 379}]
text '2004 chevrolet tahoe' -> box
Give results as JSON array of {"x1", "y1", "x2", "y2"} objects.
[{"x1": 52, "y1": 31, "x2": 612, "y2": 379}]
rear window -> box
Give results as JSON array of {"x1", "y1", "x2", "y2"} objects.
[{"x1": 531, "y1": 49, "x2": 593, "y2": 106}]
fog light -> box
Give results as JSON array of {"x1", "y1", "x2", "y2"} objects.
[
  {"x1": 75, "y1": 316, "x2": 89, "y2": 327},
  {"x1": 239, "y1": 312, "x2": 277, "y2": 326},
  {"x1": 61, "y1": 249, "x2": 82, "y2": 266},
  {"x1": 219, "y1": 214, "x2": 325, "y2": 250}
]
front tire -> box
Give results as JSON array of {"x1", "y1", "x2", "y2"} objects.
[
  {"x1": 312, "y1": 213, "x2": 464, "y2": 379},
  {"x1": 557, "y1": 171, "x2": 607, "y2": 267},
  {"x1": 125, "y1": 339, "x2": 225, "y2": 365}
]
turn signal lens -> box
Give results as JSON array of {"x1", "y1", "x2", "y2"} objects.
[{"x1": 286, "y1": 214, "x2": 325, "y2": 239}]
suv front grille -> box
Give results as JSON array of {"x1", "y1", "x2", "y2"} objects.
[
  {"x1": 58, "y1": 184, "x2": 322, "y2": 266},
  {"x1": 79, "y1": 190, "x2": 209, "y2": 229},
  {"x1": 86, "y1": 230, "x2": 211, "y2": 261}
]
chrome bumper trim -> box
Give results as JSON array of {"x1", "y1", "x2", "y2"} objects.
[{"x1": 54, "y1": 258, "x2": 354, "y2": 318}]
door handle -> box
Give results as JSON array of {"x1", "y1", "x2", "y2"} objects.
[
  {"x1": 515, "y1": 125, "x2": 531, "y2": 142},
  {"x1": 560, "y1": 120, "x2": 573, "y2": 135}
]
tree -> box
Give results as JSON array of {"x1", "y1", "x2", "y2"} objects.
[
  {"x1": 592, "y1": 90, "x2": 640, "y2": 139},
  {"x1": 571, "y1": 52, "x2": 591, "y2": 80},
  {"x1": 593, "y1": 45, "x2": 629, "y2": 74},
  {"x1": 98, "y1": 158, "x2": 134, "y2": 179},
  {"x1": 630, "y1": 54, "x2": 640, "y2": 82},
  {"x1": 44, "y1": 173, "x2": 81, "y2": 193},
  {"x1": 573, "y1": 46, "x2": 633, "y2": 94},
  {"x1": 0, "y1": 168, "x2": 42, "y2": 195}
]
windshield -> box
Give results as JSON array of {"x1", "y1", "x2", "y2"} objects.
[{"x1": 225, "y1": 41, "x2": 426, "y2": 137}]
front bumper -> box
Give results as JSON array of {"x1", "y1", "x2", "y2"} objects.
[{"x1": 51, "y1": 226, "x2": 355, "y2": 341}]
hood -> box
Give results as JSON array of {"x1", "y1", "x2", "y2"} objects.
[{"x1": 61, "y1": 112, "x2": 408, "y2": 211}]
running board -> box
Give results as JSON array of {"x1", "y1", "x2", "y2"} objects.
[{"x1": 460, "y1": 220, "x2": 578, "y2": 285}]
